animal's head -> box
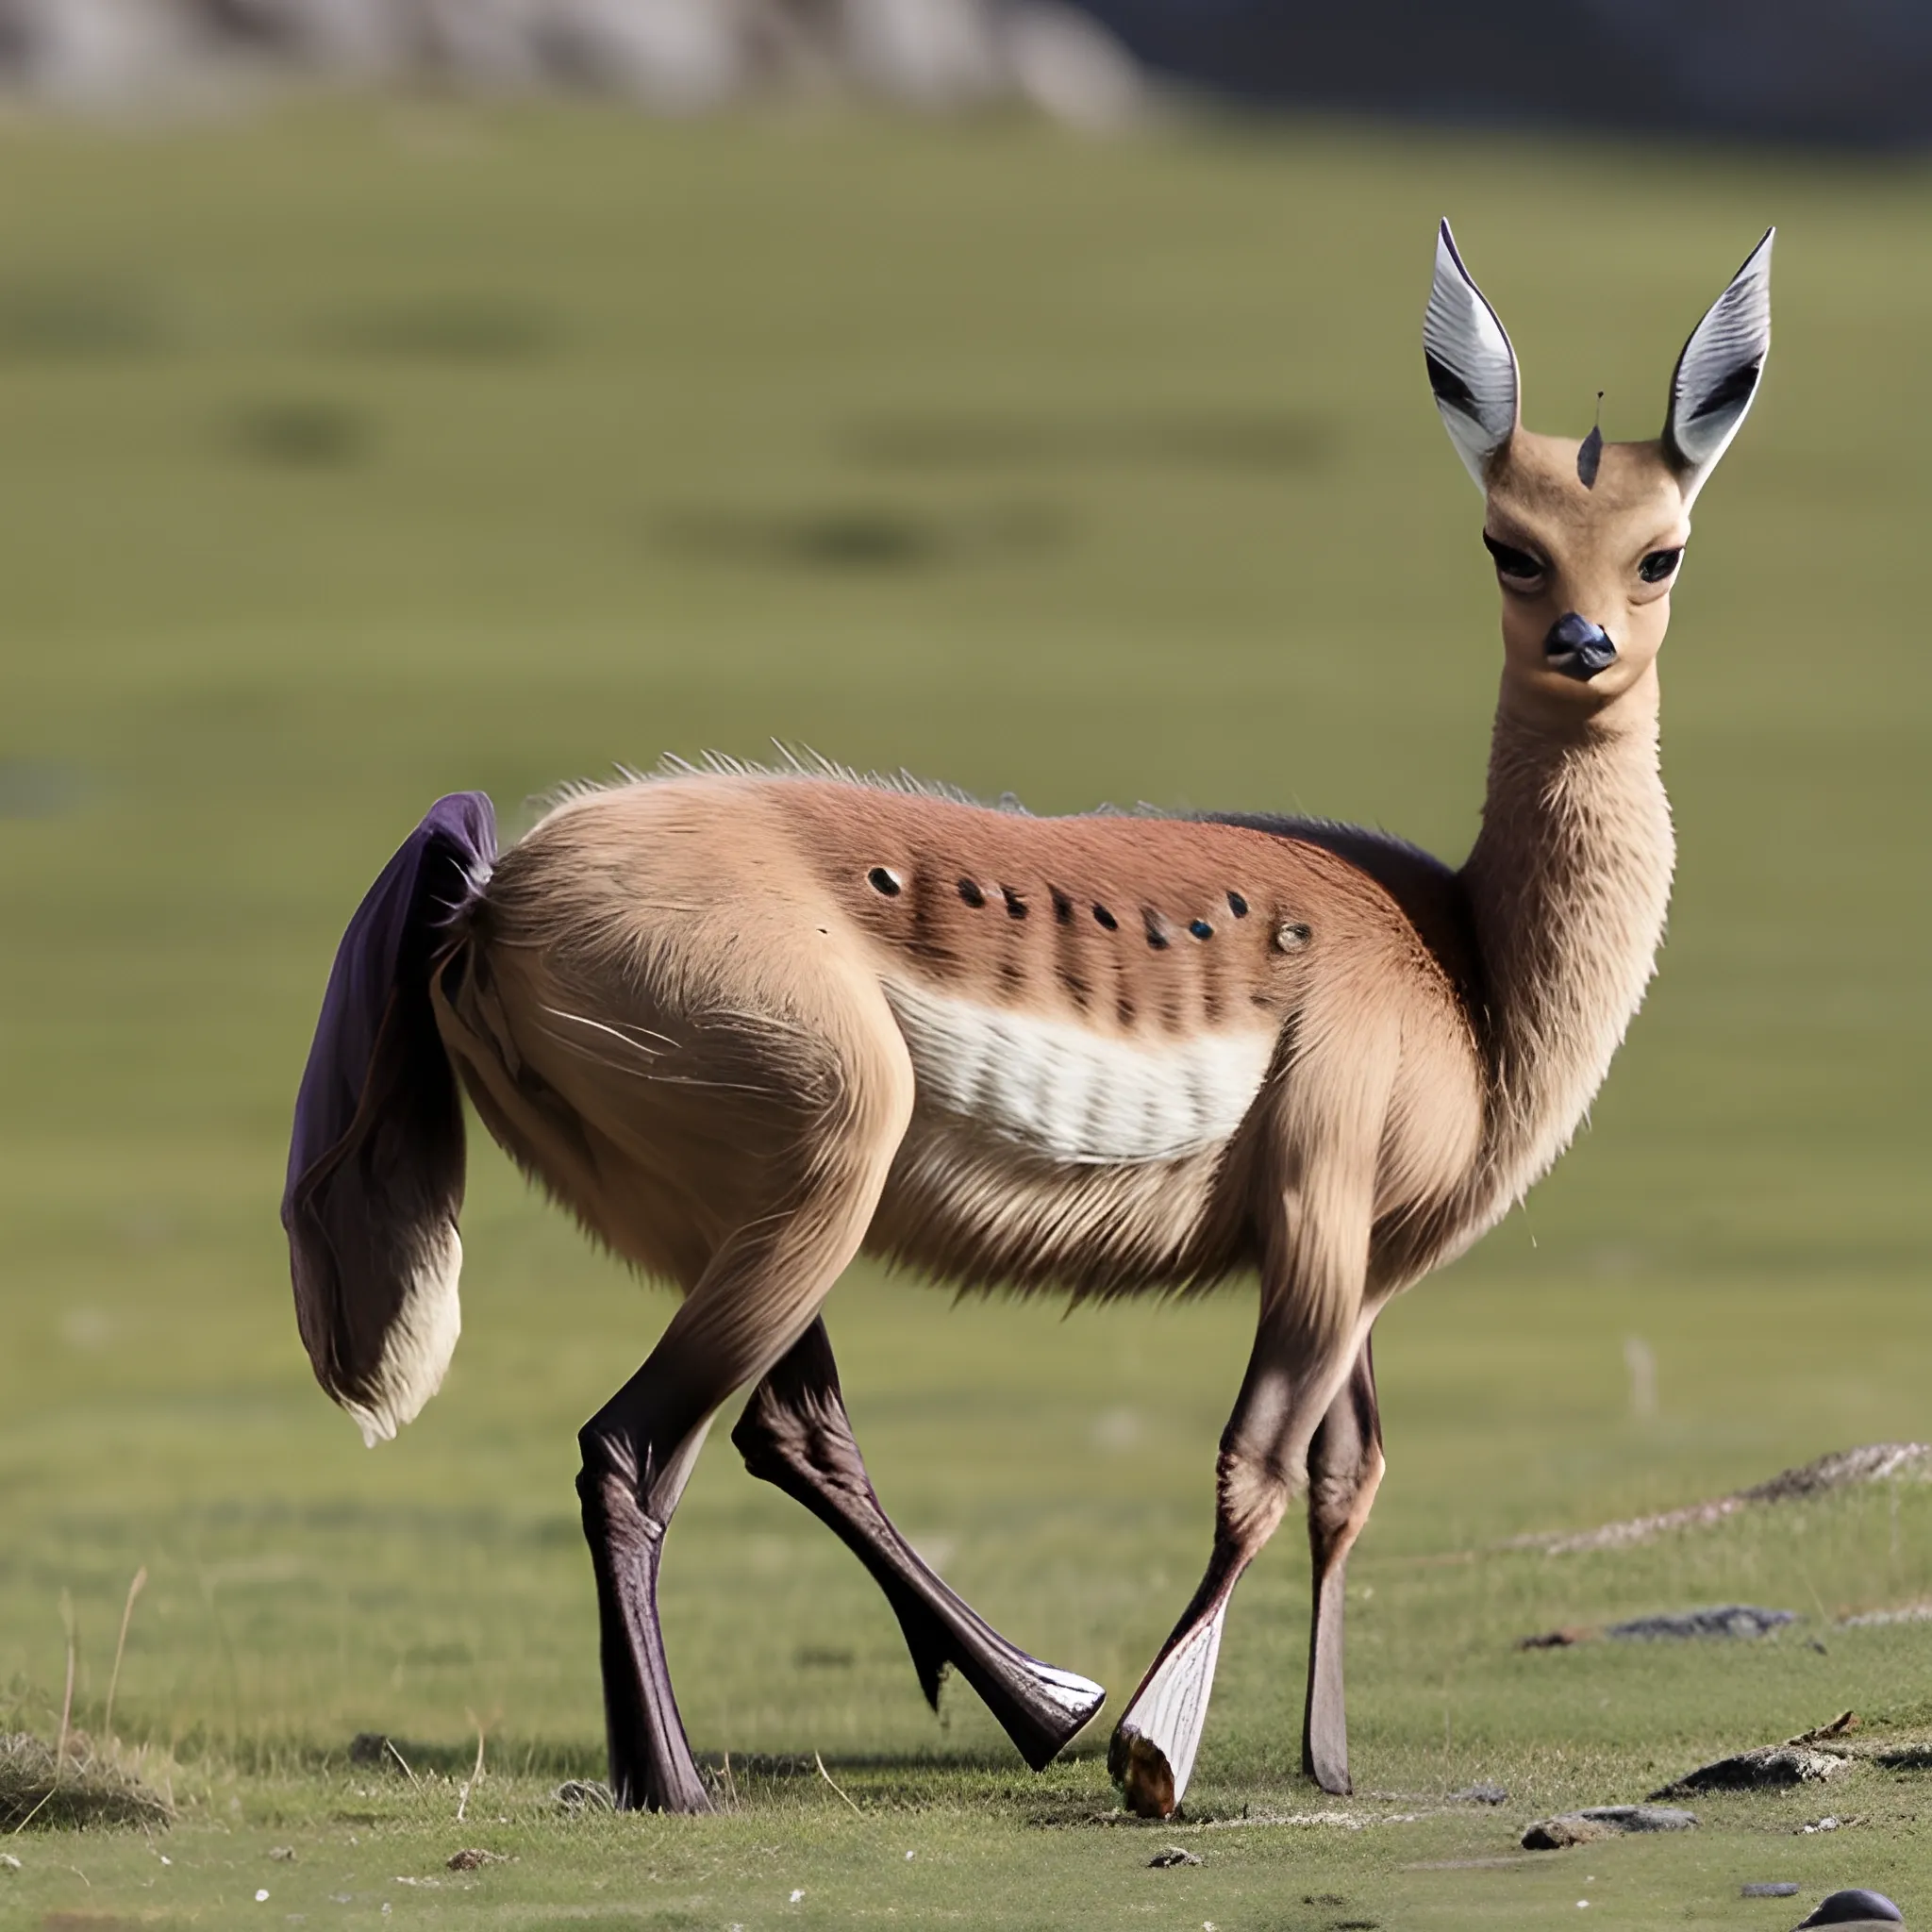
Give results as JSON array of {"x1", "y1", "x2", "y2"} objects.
[{"x1": 1425, "y1": 220, "x2": 1772, "y2": 711}]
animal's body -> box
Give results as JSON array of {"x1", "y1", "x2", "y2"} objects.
[
  {"x1": 284, "y1": 223, "x2": 1773, "y2": 1819},
  {"x1": 446, "y1": 777, "x2": 1485, "y2": 1307}
]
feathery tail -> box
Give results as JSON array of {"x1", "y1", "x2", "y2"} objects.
[{"x1": 282, "y1": 793, "x2": 496, "y2": 1444}]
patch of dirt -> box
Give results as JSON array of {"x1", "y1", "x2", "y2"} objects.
[
  {"x1": 1503, "y1": 1443, "x2": 1930, "y2": 1557},
  {"x1": 1840, "y1": 1602, "x2": 1932, "y2": 1628},
  {"x1": 1522, "y1": 1806, "x2": 1697, "y2": 1849},
  {"x1": 0, "y1": 1733, "x2": 171, "y2": 1831}
]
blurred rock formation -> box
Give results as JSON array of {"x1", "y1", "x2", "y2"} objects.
[{"x1": 0, "y1": 0, "x2": 1148, "y2": 126}]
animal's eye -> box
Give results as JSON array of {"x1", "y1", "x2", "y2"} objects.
[
  {"x1": 1482, "y1": 532, "x2": 1545, "y2": 583},
  {"x1": 1638, "y1": 547, "x2": 1683, "y2": 584}
]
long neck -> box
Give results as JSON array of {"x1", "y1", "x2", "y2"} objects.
[{"x1": 1457, "y1": 667, "x2": 1675, "y2": 1223}]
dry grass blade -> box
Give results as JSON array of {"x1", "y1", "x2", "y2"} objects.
[
  {"x1": 456, "y1": 1717, "x2": 486, "y2": 1824},
  {"x1": 814, "y1": 1752, "x2": 861, "y2": 1815},
  {"x1": 1, "y1": 1734, "x2": 171, "y2": 1832},
  {"x1": 56, "y1": 1594, "x2": 76, "y2": 1779},
  {"x1": 103, "y1": 1567, "x2": 147, "y2": 1746},
  {"x1": 384, "y1": 1739, "x2": 422, "y2": 1790}
]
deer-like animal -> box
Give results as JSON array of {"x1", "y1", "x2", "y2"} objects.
[{"x1": 284, "y1": 222, "x2": 1772, "y2": 1820}]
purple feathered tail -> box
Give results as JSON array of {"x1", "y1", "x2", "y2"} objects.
[{"x1": 283, "y1": 792, "x2": 496, "y2": 1443}]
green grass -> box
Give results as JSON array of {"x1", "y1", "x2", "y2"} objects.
[{"x1": 1, "y1": 99, "x2": 1930, "y2": 1927}]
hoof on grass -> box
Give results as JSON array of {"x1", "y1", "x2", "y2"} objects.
[{"x1": 1110, "y1": 1729, "x2": 1176, "y2": 1820}]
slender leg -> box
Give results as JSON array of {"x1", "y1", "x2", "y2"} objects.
[
  {"x1": 733, "y1": 1317, "x2": 1106, "y2": 1768},
  {"x1": 1108, "y1": 1301, "x2": 1365, "y2": 1819},
  {"x1": 1301, "y1": 1331, "x2": 1384, "y2": 1796},
  {"x1": 578, "y1": 1081, "x2": 908, "y2": 1810}
]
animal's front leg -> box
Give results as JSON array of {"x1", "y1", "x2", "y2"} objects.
[
  {"x1": 1301, "y1": 1332, "x2": 1384, "y2": 1796},
  {"x1": 1108, "y1": 1307, "x2": 1363, "y2": 1819},
  {"x1": 1110, "y1": 1081, "x2": 1387, "y2": 1821}
]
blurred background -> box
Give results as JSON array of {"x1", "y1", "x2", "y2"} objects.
[{"x1": 1, "y1": 0, "x2": 1928, "y2": 1830}]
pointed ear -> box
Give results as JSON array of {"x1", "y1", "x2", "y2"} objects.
[
  {"x1": 1663, "y1": 227, "x2": 1774, "y2": 505},
  {"x1": 1424, "y1": 220, "x2": 1520, "y2": 491}
]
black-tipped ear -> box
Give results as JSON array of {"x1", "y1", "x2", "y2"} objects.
[
  {"x1": 1424, "y1": 220, "x2": 1520, "y2": 491},
  {"x1": 1663, "y1": 227, "x2": 1773, "y2": 505}
]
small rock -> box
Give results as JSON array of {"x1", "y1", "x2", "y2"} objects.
[
  {"x1": 1607, "y1": 1605, "x2": 1796, "y2": 1641},
  {"x1": 446, "y1": 1848, "x2": 505, "y2": 1871},
  {"x1": 1450, "y1": 1782, "x2": 1508, "y2": 1806},
  {"x1": 1148, "y1": 1845, "x2": 1201, "y2": 1867},
  {"x1": 553, "y1": 1778, "x2": 614, "y2": 1812},
  {"x1": 1741, "y1": 1883, "x2": 1800, "y2": 1897},
  {"x1": 1522, "y1": 1806, "x2": 1697, "y2": 1850},
  {"x1": 1651, "y1": 1746, "x2": 1848, "y2": 1798},
  {"x1": 1795, "y1": 1890, "x2": 1904, "y2": 1927}
]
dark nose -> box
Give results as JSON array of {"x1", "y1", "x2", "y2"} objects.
[{"x1": 1543, "y1": 610, "x2": 1617, "y2": 680}]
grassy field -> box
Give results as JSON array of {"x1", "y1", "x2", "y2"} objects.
[{"x1": 1, "y1": 98, "x2": 1930, "y2": 1928}]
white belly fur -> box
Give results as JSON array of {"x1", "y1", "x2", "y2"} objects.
[{"x1": 883, "y1": 980, "x2": 1274, "y2": 1165}]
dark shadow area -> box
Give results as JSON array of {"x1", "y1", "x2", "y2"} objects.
[
  {"x1": 1075, "y1": 0, "x2": 1932, "y2": 149},
  {"x1": 0, "y1": 280, "x2": 167, "y2": 358},
  {"x1": 849, "y1": 408, "x2": 1336, "y2": 475},
  {"x1": 229, "y1": 399, "x2": 375, "y2": 469},
  {"x1": 658, "y1": 502, "x2": 1070, "y2": 574}
]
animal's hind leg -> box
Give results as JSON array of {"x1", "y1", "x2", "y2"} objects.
[
  {"x1": 576, "y1": 1034, "x2": 912, "y2": 1812},
  {"x1": 734, "y1": 1318, "x2": 1106, "y2": 1768},
  {"x1": 1301, "y1": 1331, "x2": 1383, "y2": 1796}
]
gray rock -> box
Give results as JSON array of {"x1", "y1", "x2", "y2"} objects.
[
  {"x1": 1741, "y1": 1882, "x2": 1800, "y2": 1897},
  {"x1": 1607, "y1": 1605, "x2": 1796, "y2": 1641},
  {"x1": 1522, "y1": 1806, "x2": 1697, "y2": 1849},
  {"x1": 1148, "y1": 1845, "x2": 1200, "y2": 1867},
  {"x1": 1651, "y1": 1746, "x2": 1849, "y2": 1798},
  {"x1": 1450, "y1": 1782, "x2": 1509, "y2": 1805}
]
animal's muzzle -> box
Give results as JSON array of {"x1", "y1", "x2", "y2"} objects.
[{"x1": 1543, "y1": 611, "x2": 1617, "y2": 680}]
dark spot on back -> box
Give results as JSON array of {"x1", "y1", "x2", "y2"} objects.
[
  {"x1": 1050, "y1": 887, "x2": 1074, "y2": 924},
  {"x1": 1143, "y1": 910, "x2": 1170, "y2": 950},
  {"x1": 1093, "y1": 904, "x2": 1118, "y2": 931},
  {"x1": 1226, "y1": 891, "x2": 1249, "y2": 919},
  {"x1": 907, "y1": 868, "x2": 955, "y2": 968},
  {"x1": 1189, "y1": 919, "x2": 1213, "y2": 940},
  {"x1": 867, "y1": 866, "x2": 901, "y2": 897},
  {"x1": 1001, "y1": 886, "x2": 1027, "y2": 920},
  {"x1": 958, "y1": 878, "x2": 985, "y2": 908}
]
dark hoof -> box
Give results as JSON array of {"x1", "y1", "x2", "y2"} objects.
[
  {"x1": 1013, "y1": 1673, "x2": 1108, "y2": 1772},
  {"x1": 1109, "y1": 1727, "x2": 1176, "y2": 1820}
]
